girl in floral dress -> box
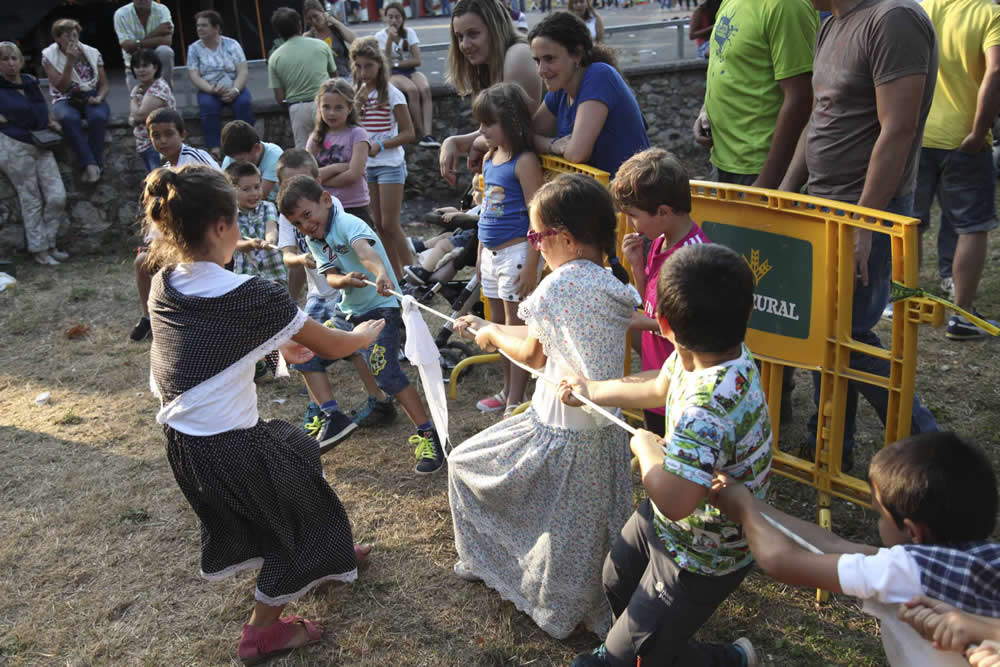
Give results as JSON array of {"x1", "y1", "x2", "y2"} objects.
[{"x1": 450, "y1": 174, "x2": 638, "y2": 639}]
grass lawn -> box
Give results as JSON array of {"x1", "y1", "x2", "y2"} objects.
[{"x1": 0, "y1": 223, "x2": 997, "y2": 666}]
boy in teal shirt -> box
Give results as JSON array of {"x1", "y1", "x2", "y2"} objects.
[{"x1": 278, "y1": 175, "x2": 444, "y2": 474}]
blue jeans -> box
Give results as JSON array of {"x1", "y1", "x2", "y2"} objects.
[
  {"x1": 197, "y1": 88, "x2": 255, "y2": 148},
  {"x1": 52, "y1": 99, "x2": 110, "y2": 168},
  {"x1": 140, "y1": 146, "x2": 161, "y2": 173},
  {"x1": 806, "y1": 193, "x2": 938, "y2": 453}
]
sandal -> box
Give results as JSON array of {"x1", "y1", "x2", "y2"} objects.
[
  {"x1": 238, "y1": 617, "x2": 322, "y2": 666},
  {"x1": 354, "y1": 542, "x2": 373, "y2": 565}
]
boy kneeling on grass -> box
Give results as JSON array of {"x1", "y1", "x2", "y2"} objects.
[
  {"x1": 711, "y1": 431, "x2": 1000, "y2": 667},
  {"x1": 559, "y1": 243, "x2": 772, "y2": 666}
]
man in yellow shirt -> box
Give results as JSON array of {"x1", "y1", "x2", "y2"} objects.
[{"x1": 917, "y1": 0, "x2": 1000, "y2": 339}]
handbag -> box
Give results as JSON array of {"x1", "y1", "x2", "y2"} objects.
[{"x1": 30, "y1": 128, "x2": 62, "y2": 149}]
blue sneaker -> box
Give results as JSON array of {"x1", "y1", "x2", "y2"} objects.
[
  {"x1": 570, "y1": 644, "x2": 610, "y2": 666},
  {"x1": 946, "y1": 309, "x2": 999, "y2": 341},
  {"x1": 351, "y1": 395, "x2": 398, "y2": 427},
  {"x1": 302, "y1": 402, "x2": 321, "y2": 429}
]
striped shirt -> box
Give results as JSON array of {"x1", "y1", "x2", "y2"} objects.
[
  {"x1": 167, "y1": 144, "x2": 220, "y2": 169},
  {"x1": 360, "y1": 84, "x2": 406, "y2": 168}
]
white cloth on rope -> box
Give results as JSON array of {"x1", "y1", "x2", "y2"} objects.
[{"x1": 400, "y1": 294, "x2": 449, "y2": 452}]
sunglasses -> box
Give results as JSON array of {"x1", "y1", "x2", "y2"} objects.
[{"x1": 526, "y1": 228, "x2": 559, "y2": 250}]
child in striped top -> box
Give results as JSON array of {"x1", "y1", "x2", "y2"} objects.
[{"x1": 350, "y1": 37, "x2": 415, "y2": 280}]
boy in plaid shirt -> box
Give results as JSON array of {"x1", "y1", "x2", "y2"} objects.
[
  {"x1": 226, "y1": 160, "x2": 287, "y2": 288},
  {"x1": 713, "y1": 431, "x2": 999, "y2": 666}
]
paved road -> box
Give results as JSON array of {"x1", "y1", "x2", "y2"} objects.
[{"x1": 94, "y1": 4, "x2": 699, "y2": 120}]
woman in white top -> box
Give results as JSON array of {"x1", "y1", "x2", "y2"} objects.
[
  {"x1": 568, "y1": 0, "x2": 604, "y2": 42},
  {"x1": 185, "y1": 10, "x2": 254, "y2": 155},
  {"x1": 41, "y1": 18, "x2": 110, "y2": 184},
  {"x1": 375, "y1": 2, "x2": 439, "y2": 148}
]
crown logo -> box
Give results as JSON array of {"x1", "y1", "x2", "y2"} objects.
[{"x1": 744, "y1": 249, "x2": 772, "y2": 285}]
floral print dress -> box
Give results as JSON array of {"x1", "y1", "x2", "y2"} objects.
[{"x1": 447, "y1": 259, "x2": 639, "y2": 639}]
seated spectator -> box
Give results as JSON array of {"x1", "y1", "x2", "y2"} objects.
[
  {"x1": 375, "y1": 3, "x2": 439, "y2": 147},
  {"x1": 186, "y1": 10, "x2": 254, "y2": 158},
  {"x1": 41, "y1": 18, "x2": 110, "y2": 184},
  {"x1": 128, "y1": 48, "x2": 175, "y2": 172},
  {"x1": 529, "y1": 12, "x2": 649, "y2": 176},
  {"x1": 114, "y1": 0, "x2": 175, "y2": 91},
  {"x1": 303, "y1": 0, "x2": 358, "y2": 81},
  {"x1": 0, "y1": 41, "x2": 69, "y2": 266},
  {"x1": 568, "y1": 0, "x2": 604, "y2": 42}
]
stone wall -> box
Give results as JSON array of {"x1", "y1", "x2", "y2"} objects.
[{"x1": 0, "y1": 60, "x2": 707, "y2": 257}]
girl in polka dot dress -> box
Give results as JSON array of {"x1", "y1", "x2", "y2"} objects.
[
  {"x1": 142, "y1": 164, "x2": 385, "y2": 665},
  {"x1": 450, "y1": 174, "x2": 638, "y2": 639}
]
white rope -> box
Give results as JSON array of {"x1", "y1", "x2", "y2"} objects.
[{"x1": 366, "y1": 279, "x2": 826, "y2": 555}]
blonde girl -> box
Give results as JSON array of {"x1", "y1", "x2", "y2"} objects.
[
  {"x1": 470, "y1": 81, "x2": 543, "y2": 416},
  {"x1": 350, "y1": 37, "x2": 414, "y2": 279},
  {"x1": 307, "y1": 77, "x2": 374, "y2": 224}
]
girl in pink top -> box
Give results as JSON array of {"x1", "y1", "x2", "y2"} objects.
[{"x1": 307, "y1": 78, "x2": 374, "y2": 226}]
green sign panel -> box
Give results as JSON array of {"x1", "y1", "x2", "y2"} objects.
[{"x1": 702, "y1": 222, "x2": 812, "y2": 339}]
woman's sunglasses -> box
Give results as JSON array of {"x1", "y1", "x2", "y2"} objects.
[{"x1": 527, "y1": 228, "x2": 560, "y2": 250}]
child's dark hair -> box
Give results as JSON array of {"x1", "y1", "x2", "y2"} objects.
[
  {"x1": 611, "y1": 147, "x2": 691, "y2": 215},
  {"x1": 277, "y1": 174, "x2": 326, "y2": 217},
  {"x1": 472, "y1": 82, "x2": 535, "y2": 157},
  {"x1": 146, "y1": 107, "x2": 184, "y2": 133},
  {"x1": 350, "y1": 37, "x2": 391, "y2": 106},
  {"x1": 313, "y1": 78, "x2": 360, "y2": 142},
  {"x1": 271, "y1": 7, "x2": 302, "y2": 41},
  {"x1": 870, "y1": 432, "x2": 998, "y2": 544},
  {"x1": 221, "y1": 120, "x2": 261, "y2": 157},
  {"x1": 277, "y1": 148, "x2": 320, "y2": 181},
  {"x1": 656, "y1": 244, "x2": 753, "y2": 353},
  {"x1": 383, "y1": 2, "x2": 410, "y2": 52},
  {"x1": 527, "y1": 11, "x2": 618, "y2": 72},
  {"x1": 225, "y1": 160, "x2": 261, "y2": 186},
  {"x1": 530, "y1": 174, "x2": 629, "y2": 284},
  {"x1": 142, "y1": 165, "x2": 237, "y2": 266},
  {"x1": 130, "y1": 47, "x2": 163, "y2": 78}
]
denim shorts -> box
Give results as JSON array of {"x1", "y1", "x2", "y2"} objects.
[
  {"x1": 915, "y1": 147, "x2": 999, "y2": 235},
  {"x1": 346, "y1": 307, "x2": 409, "y2": 396},
  {"x1": 290, "y1": 294, "x2": 353, "y2": 373},
  {"x1": 366, "y1": 162, "x2": 408, "y2": 185}
]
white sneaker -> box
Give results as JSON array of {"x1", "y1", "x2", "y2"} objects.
[
  {"x1": 881, "y1": 303, "x2": 894, "y2": 320},
  {"x1": 940, "y1": 277, "x2": 955, "y2": 302},
  {"x1": 733, "y1": 637, "x2": 759, "y2": 667},
  {"x1": 49, "y1": 248, "x2": 69, "y2": 261},
  {"x1": 453, "y1": 560, "x2": 481, "y2": 581}
]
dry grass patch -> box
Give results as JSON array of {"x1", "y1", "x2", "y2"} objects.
[{"x1": 1, "y1": 226, "x2": 998, "y2": 665}]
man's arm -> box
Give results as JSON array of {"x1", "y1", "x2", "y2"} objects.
[
  {"x1": 272, "y1": 86, "x2": 287, "y2": 108},
  {"x1": 961, "y1": 45, "x2": 1000, "y2": 153},
  {"x1": 144, "y1": 22, "x2": 174, "y2": 47},
  {"x1": 778, "y1": 122, "x2": 810, "y2": 192},
  {"x1": 753, "y1": 73, "x2": 812, "y2": 189}
]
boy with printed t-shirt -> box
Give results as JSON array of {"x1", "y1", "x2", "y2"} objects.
[
  {"x1": 712, "y1": 431, "x2": 1000, "y2": 667},
  {"x1": 612, "y1": 147, "x2": 710, "y2": 437},
  {"x1": 559, "y1": 244, "x2": 772, "y2": 667},
  {"x1": 278, "y1": 174, "x2": 445, "y2": 474},
  {"x1": 275, "y1": 149, "x2": 395, "y2": 445}
]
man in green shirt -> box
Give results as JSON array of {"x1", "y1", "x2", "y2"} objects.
[
  {"x1": 693, "y1": 0, "x2": 818, "y2": 189},
  {"x1": 267, "y1": 7, "x2": 337, "y2": 148}
]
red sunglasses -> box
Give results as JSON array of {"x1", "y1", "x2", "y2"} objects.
[{"x1": 527, "y1": 228, "x2": 559, "y2": 250}]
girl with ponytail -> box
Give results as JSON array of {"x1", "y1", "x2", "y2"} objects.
[
  {"x1": 142, "y1": 164, "x2": 385, "y2": 664},
  {"x1": 448, "y1": 173, "x2": 638, "y2": 640}
]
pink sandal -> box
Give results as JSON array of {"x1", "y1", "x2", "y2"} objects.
[{"x1": 238, "y1": 616, "x2": 322, "y2": 665}]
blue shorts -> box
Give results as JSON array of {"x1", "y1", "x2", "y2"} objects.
[
  {"x1": 915, "y1": 147, "x2": 998, "y2": 235},
  {"x1": 366, "y1": 162, "x2": 407, "y2": 185},
  {"x1": 290, "y1": 294, "x2": 353, "y2": 373},
  {"x1": 346, "y1": 307, "x2": 409, "y2": 396}
]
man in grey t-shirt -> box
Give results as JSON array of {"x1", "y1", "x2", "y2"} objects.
[{"x1": 780, "y1": 0, "x2": 939, "y2": 468}]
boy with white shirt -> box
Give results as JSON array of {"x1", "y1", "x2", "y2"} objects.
[
  {"x1": 712, "y1": 431, "x2": 1000, "y2": 667},
  {"x1": 275, "y1": 149, "x2": 395, "y2": 448}
]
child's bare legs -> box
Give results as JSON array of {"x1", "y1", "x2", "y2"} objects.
[
  {"x1": 370, "y1": 181, "x2": 412, "y2": 279},
  {"x1": 395, "y1": 385, "x2": 430, "y2": 426},
  {"x1": 391, "y1": 75, "x2": 423, "y2": 136},
  {"x1": 303, "y1": 358, "x2": 387, "y2": 405},
  {"x1": 503, "y1": 300, "x2": 529, "y2": 409},
  {"x1": 287, "y1": 265, "x2": 306, "y2": 301},
  {"x1": 486, "y1": 296, "x2": 511, "y2": 405},
  {"x1": 135, "y1": 251, "x2": 151, "y2": 317},
  {"x1": 421, "y1": 238, "x2": 455, "y2": 271},
  {"x1": 351, "y1": 355, "x2": 387, "y2": 400},
  {"x1": 411, "y1": 72, "x2": 434, "y2": 139}
]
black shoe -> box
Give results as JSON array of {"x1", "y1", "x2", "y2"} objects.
[
  {"x1": 570, "y1": 644, "x2": 611, "y2": 666},
  {"x1": 351, "y1": 395, "x2": 398, "y2": 427},
  {"x1": 129, "y1": 316, "x2": 152, "y2": 342},
  {"x1": 404, "y1": 264, "x2": 432, "y2": 286},
  {"x1": 412, "y1": 429, "x2": 445, "y2": 474},
  {"x1": 309, "y1": 409, "x2": 358, "y2": 453}
]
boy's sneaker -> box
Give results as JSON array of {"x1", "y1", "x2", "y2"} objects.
[
  {"x1": 129, "y1": 317, "x2": 152, "y2": 342},
  {"x1": 412, "y1": 429, "x2": 445, "y2": 474},
  {"x1": 733, "y1": 637, "x2": 759, "y2": 667},
  {"x1": 476, "y1": 391, "x2": 506, "y2": 413},
  {"x1": 302, "y1": 401, "x2": 322, "y2": 430},
  {"x1": 404, "y1": 264, "x2": 432, "y2": 286},
  {"x1": 570, "y1": 644, "x2": 611, "y2": 666},
  {"x1": 351, "y1": 395, "x2": 398, "y2": 427},
  {"x1": 306, "y1": 409, "x2": 358, "y2": 453},
  {"x1": 946, "y1": 309, "x2": 999, "y2": 341},
  {"x1": 418, "y1": 135, "x2": 441, "y2": 148},
  {"x1": 881, "y1": 303, "x2": 894, "y2": 321}
]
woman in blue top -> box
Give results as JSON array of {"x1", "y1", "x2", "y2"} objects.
[
  {"x1": 0, "y1": 42, "x2": 69, "y2": 266},
  {"x1": 529, "y1": 11, "x2": 649, "y2": 177}
]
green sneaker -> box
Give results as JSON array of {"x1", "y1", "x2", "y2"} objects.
[{"x1": 411, "y1": 430, "x2": 444, "y2": 474}]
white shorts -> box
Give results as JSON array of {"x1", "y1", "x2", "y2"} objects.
[{"x1": 480, "y1": 241, "x2": 540, "y2": 303}]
